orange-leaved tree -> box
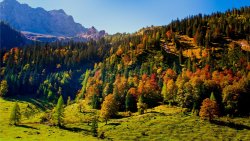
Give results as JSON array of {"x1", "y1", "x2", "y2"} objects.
[{"x1": 199, "y1": 98, "x2": 219, "y2": 121}]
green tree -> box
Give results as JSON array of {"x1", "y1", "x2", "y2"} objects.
[
  {"x1": 91, "y1": 117, "x2": 98, "y2": 137},
  {"x1": 78, "y1": 70, "x2": 90, "y2": 99},
  {"x1": 67, "y1": 96, "x2": 71, "y2": 106},
  {"x1": 210, "y1": 92, "x2": 216, "y2": 101},
  {"x1": 161, "y1": 82, "x2": 167, "y2": 103},
  {"x1": 9, "y1": 102, "x2": 21, "y2": 125},
  {"x1": 23, "y1": 104, "x2": 34, "y2": 119},
  {"x1": 92, "y1": 93, "x2": 100, "y2": 109},
  {"x1": 0, "y1": 80, "x2": 8, "y2": 97},
  {"x1": 55, "y1": 95, "x2": 64, "y2": 127},
  {"x1": 137, "y1": 95, "x2": 147, "y2": 115},
  {"x1": 125, "y1": 93, "x2": 136, "y2": 112}
]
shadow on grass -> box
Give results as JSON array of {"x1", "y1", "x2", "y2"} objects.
[
  {"x1": 107, "y1": 123, "x2": 121, "y2": 126},
  {"x1": 147, "y1": 111, "x2": 166, "y2": 116},
  {"x1": 60, "y1": 126, "x2": 90, "y2": 133},
  {"x1": 4, "y1": 96, "x2": 53, "y2": 111},
  {"x1": 16, "y1": 124, "x2": 38, "y2": 130},
  {"x1": 211, "y1": 120, "x2": 250, "y2": 130}
]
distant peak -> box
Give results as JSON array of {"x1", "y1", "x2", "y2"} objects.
[
  {"x1": 57, "y1": 9, "x2": 66, "y2": 14},
  {"x1": 90, "y1": 26, "x2": 97, "y2": 30},
  {"x1": 49, "y1": 9, "x2": 66, "y2": 14}
]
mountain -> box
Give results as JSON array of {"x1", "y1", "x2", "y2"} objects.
[
  {"x1": 0, "y1": 21, "x2": 26, "y2": 49},
  {"x1": 0, "y1": 0, "x2": 106, "y2": 41}
]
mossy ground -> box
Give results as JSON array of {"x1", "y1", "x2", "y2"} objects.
[{"x1": 1, "y1": 98, "x2": 250, "y2": 141}]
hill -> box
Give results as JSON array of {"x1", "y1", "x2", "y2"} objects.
[{"x1": 0, "y1": 21, "x2": 26, "y2": 49}]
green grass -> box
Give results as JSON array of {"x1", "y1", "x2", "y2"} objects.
[
  {"x1": 0, "y1": 98, "x2": 97, "y2": 141},
  {"x1": 1, "y1": 98, "x2": 250, "y2": 141}
]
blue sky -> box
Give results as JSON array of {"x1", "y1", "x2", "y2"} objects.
[{"x1": 3, "y1": 0, "x2": 250, "y2": 34}]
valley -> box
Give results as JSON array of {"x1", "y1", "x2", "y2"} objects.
[{"x1": 0, "y1": 0, "x2": 250, "y2": 140}]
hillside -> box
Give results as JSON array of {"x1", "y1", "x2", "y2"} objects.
[
  {"x1": 1, "y1": 98, "x2": 250, "y2": 141},
  {"x1": 0, "y1": 21, "x2": 26, "y2": 49}
]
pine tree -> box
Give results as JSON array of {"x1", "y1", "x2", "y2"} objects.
[
  {"x1": 92, "y1": 93, "x2": 100, "y2": 109},
  {"x1": 137, "y1": 95, "x2": 147, "y2": 115},
  {"x1": 23, "y1": 104, "x2": 34, "y2": 119},
  {"x1": 210, "y1": 92, "x2": 216, "y2": 101},
  {"x1": 91, "y1": 117, "x2": 98, "y2": 137},
  {"x1": 67, "y1": 96, "x2": 71, "y2": 106},
  {"x1": 9, "y1": 102, "x2": 21, "y2": 125},
  {"x1": 55, "y1": 95, "x2": 64, "y2": 127},
  {"x1": 125, "y1": 93, "x2": 136, "y2": 112}
]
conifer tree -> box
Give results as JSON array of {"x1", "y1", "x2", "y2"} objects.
[
  {"x1": 9, "y1": 102, "x2": 21, "y2": 125},
  {"x1": 91, "y1": 117, "x2": 98, "y2": 137},
  {"x1": 67, "y1": 96, "x2": 71, "y2": 106},
  {"x1": 55, "y1": 95, "x2": 64, "y2": 127},
  {"x1": 210, "y1": 92, "x2": 216, "y2": 101},
  {"x1": 125, "y1": 93, "x2": 136, "y2": 112},
  {"x1": 137, "y1": 95, "x2": 147, "y2": 115},
  {"x1": 92, "y1": 93, "x2": 100, "y2": 109}
]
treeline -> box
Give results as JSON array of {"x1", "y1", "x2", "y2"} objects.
[
  {"x1": 0, "y1": 21, "x2": 26, "y2": 50},
  {"x1": 166, "y1": 6, "x2": 250, "y2": 44},
  {"x1": 0, "y1": 39, "x2": 110, "y2": 101}
]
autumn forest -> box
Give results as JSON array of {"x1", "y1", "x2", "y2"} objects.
[{"x1": 1, "y1": 4, "x2": 250, "y2": 141}]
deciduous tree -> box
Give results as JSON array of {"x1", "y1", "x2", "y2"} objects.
[
  {"x1": 100, "y1": 94, "x2": 118, "y2": 124},
  {"x1": 199, "y1": 98, "x2": 219, "y2": 121}
]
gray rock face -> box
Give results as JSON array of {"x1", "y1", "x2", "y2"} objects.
[{"x1": 0, "y1": 0, "x2": 106, "y2": 39}]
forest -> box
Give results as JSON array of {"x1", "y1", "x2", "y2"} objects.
[{"x1": 0, "y1": 6, "x2": 250, "y2": 141}]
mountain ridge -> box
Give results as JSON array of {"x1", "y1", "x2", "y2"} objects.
[{"x1": 0, "y1": 0, "x2": 107, "y2": 41}]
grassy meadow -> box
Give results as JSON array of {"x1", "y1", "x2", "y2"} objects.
[{"x1": 1, "y1": 98, "x2": 250, "y2": 141}]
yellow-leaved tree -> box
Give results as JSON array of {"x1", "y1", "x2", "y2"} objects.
[{"x1": 100, "y1": 94, "x2": 118, "y2": 124}]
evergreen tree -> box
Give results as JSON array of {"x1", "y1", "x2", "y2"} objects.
[
  {"x1": 9, "y1": 102, "x2": 21, "y2": 125},
  {"x1": 125, "y1": 93, "x2": 136, "y2": 112},
  {"x1": 67, "y1": 96, "x2": 71, "y2": 106},
  {"x1": 92, "y1": 93, "x2": 100, "y2": 109},
  {"x1": 91, "y1": 117, "x2": 98, "y2": 137},
  {"x1": 137, "y1": 95, "x2": 147, "y2": 115},
  {"x1": 55, "y1": 95, "x2": 64, "y2": 127},
  {"x1": 210, "y1": 92, "x2": 216, "y2": 101},
  {"x1": 23, "y1": 104, "x2": 34, "y2": 119}
]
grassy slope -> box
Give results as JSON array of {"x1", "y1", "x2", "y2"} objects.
[
  {"x1": 0, "y1": 98, "x2": 97, "y2": 141},
  {"x1": 1, "y1": 98, "x2": 250, "y2": 141}
]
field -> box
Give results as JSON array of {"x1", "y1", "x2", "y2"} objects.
[{"x1": 1, "y1": 98, "x2": 250, "y2": 141}]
